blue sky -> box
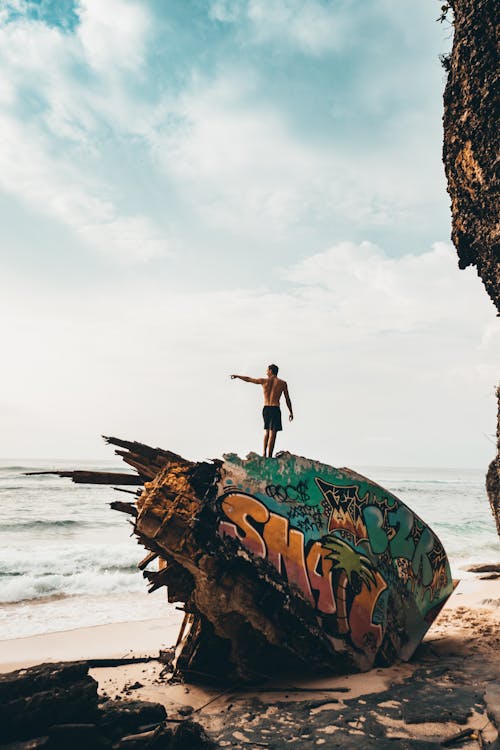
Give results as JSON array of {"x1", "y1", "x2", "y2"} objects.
[{"x1": 0, "y1": 0, "x2": 498, "y2": 466}]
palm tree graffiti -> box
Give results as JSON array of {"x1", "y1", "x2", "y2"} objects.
[{"x1": 322, "y1": 534, "x2": 377, "y2": 635}]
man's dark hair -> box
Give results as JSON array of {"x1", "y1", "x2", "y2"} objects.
[{"x1": 268, "y1": 364, "x2": 279, "y2": 376}]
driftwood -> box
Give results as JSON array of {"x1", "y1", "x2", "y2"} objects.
[
  {"x1": 85, "y1": 657, "x2": 156, "y2": 668},
  {"x1": 466, "y1": 563, "x2": 500, "y2": 574},
  {"x1": 87, "y1": 436, "x2": 454, "y2": 684},
  {"x1": 26, "y1": 470, "x2": 144, "y2": 486}
]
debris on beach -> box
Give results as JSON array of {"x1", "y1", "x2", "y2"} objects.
[
  {"x1": 44, "y1": 436, "x2": 454, "y2": 684},
  {"x1": 0, "y1": 661, "x2": 215, "y2": 749}
]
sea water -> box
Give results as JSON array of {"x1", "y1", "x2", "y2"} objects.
[{"x1": 1, "y1": 459, "x2": 499, "y2": 641}]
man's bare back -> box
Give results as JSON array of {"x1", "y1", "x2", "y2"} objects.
[
  {"x1": 262, "y1": 376, "x2": 287, "y2": 407},
  {"x1": 230, "y1": 364, "x2": 293, "y2": 458}
]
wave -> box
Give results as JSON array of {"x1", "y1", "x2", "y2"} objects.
[
  {"x1": 0, "y1": 537, "x2": 146, "y2": 603},
  {"x1": 3, "y1": 519, "x2": 82, "y2": 531},
  {"x1": 0, "y1": 592, "x2": 70, "y2": 607},
  {"x1": 0, "y1": 568, "x2": 145, "y2": 604},
  {"x1": 0, "y1": 542, "x2": 141, "y2": 579}
]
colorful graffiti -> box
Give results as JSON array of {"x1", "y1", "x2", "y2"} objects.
[{"x1": 216, "y1": 453, "x2": 453, "y2": 663}]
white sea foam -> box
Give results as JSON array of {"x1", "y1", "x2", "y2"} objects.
[
  {"x1": 0, "y1": 591, "x2": 178, "y2": 639},
  {"x1": 1, "y1": 459, "x2": 498, "y2": 639},
  {"x1": 0, "y1": 569, "x2": 144, "y2": 604}
]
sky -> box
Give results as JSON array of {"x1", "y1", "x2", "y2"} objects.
[{"x1": 0, "y1": 0, "x2": 498, "y2": 468}]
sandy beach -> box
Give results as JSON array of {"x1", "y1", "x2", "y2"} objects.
[{"x1": 2, "y1": 573, "x2": 499, "y2": 748}]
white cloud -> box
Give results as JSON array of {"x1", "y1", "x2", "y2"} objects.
[
  {"x1": 0, "y1": 112, "x2": 170, "y2": 262},
  {"x1": 0, "y1": 242, "x2": 497, "y2": 466},
  {"x1": 210, "y1": 0, "x2": 349, "y2": 55},
  {"x1": 152, "y1": 73, "x2": 310, "y2": 233},
  {"x1": 0, "y1": 6, "x2": 171, "y2": 263},
  {"x1": 283, "y1": 241, "x2": 482, "y2": 334},
  {"x1": 77, "y1": 0, "x2": 150, "y2": 73},
  {"x1": 247, "y1": 0, "x2": 348, "y2": 55},
  {"x1": 153, "y1": 71, "x2": 418, "y2": 238},
  {"x1": 0, "y1": 2, "x2": 449, "y2": 262},
  {"x1": 146, "y1": 56, "x2": 448, "y2": 243}
]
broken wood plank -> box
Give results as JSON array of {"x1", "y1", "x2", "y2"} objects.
[
  {"x1": 113, "y1": 487, "x2": 141, "y2": 496},
  {"x1": 138, "y1": 552, "x2": 158, "y2": 570},
  {"x1": 142, "y1": 568, "x2": 170, "y2": 594},
  {"x1": 85, "y1": 657, "x2": 157, "y2": 668},
  {"x1": 110, "y1": 501, "x2": 138, "y2": 517},
  {"x1": 103, "y1": 435, "x2": 186, "y2": 466},
  {"x1": 26, "y1": 470, "x2": 144, "y2": 486}
]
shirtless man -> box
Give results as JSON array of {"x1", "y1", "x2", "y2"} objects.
[{"x1": 231, "y1": 364, "x2": 293, "y2": 458}]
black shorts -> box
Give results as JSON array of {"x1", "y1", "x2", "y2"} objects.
[{"x1": 263, "y1": 406, "x2": 282, "y2": 431}]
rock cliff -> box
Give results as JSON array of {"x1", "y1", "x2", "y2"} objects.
[
  {"x1": 442, "y1": 0, "x2": 499, "y2": 311},
  {"x1": 486, "y1": 386, "x2": 500, "y2": 537},
  {"x1": 442, "y1": 0, "x2": 499, "y2": 535}
]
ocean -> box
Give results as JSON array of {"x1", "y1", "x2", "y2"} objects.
[{"x1": 1, "y1": 459, "x2": 499, "y2": 641}]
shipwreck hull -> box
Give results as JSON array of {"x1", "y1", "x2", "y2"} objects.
[
  {"x1": 47, "y1": 437, "x2": 454, "y2": 682},
  {"x1": 215, "y1": 454, "x2": 453, "y2": 664},
  {"x1": 99, "y1": 439, "x2": 453, "y2": 682}
]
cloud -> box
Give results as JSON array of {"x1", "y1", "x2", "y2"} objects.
[
  {"x1": 283, "y1": 241, "x2": 484, "y2": 334},
  {"x1": 0, "y1": 2, "x2": 170, "y2": 263},
  {"x1": 210, "y1": 0, "x2": 349, "y2": 55},
  {"x1": 155, "y1": 72, "x2": 317, "y2": 234},
  {"x1": 0, "y1": 111, "x2": 170, "y2": 262},
  {"x1": 1, "y1": 1, "x2": 490, "y2": 471},
  {"x1": 152, "y1": 68, "x2": 439, "y2": 242},
  {"x1": 0, "y1": 242, "x2": 497, "y2": 465},
  {"x1": 77, "y1": 0, "x2": 150, "y2": 73},
  {"x1": 0, "y1": 1, "x2": 452, "y2": 268}
]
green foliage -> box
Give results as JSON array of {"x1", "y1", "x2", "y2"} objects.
[{"x1": 437, "y1": 4, "x2": 452, "y2": 23}]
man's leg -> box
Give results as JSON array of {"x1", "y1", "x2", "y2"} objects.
[
  {"x1": 268, "y1": 430, "x2": 277, "y2": 458},
  {"x1": 263, "y1": 429, "x2": 270, "y2": 457}
]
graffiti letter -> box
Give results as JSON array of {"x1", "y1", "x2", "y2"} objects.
[
  {"x1": 363, "y1": 506, "x2": 388, "y2": 555},
  {"x1": 219, "y1": 493, "x2": 268, "y2": 558},
  {"x1": 306, "y1": 542, "x2": 336, "y2": 614},
  {"x1": 263, "y1": 513, "x2": 314, "y2": 606},
  {"x1": 412, "y1": 527, "x2": 434, "y2": 586},
  {"x1": 388, "y1": 506, "x2": 415, "y2": 560}
]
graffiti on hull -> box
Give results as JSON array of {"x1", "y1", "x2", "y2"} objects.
[{"x1": 217, "y1": 453, "x2": 453, "y2": 663}]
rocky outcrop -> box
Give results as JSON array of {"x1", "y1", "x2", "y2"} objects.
[
  {"x1": 443, "y1": 0, "x2": 500, "y2": 537},
  {"x1": 0, "y1": 661, "x2": 215, "y2": 749},
  {"x1": 486, "y1": 387, "x2": 500, "y2": 537},
  {"x1": 442, "y1": 0, "x2": 499, "y2": 311}
]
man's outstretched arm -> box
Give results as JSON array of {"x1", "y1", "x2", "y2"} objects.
[
  {"x1": 231, "y1": 374, "x2": 264, "y2": 384},
  {"x1": 284, "y1": 383, "x2": 294, "y2": 421}
]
